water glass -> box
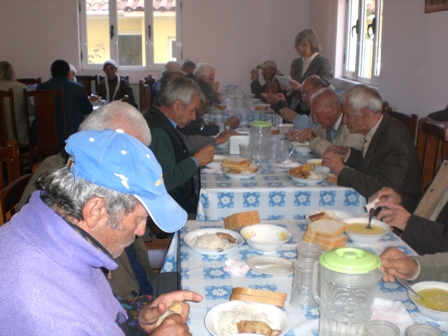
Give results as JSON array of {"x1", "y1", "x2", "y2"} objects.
[
  {"x1": 364, "y1": 320, "x2": 400, "y2": 336},
  {"x1": 296, "y1": 242, "x2": 324, "y2": 260},
  {"x1": 239, "y1": 143, "x2": 250, "y2": 158},
  {"x1": 276, "y1": 140, "x2": 293, "y2": 162},
  {"x1": 290, "y1": 258, "x2": 317, "y2": 309},
  {"x1": 271, "y1": 115, "x2": 283, "y2": 127}
]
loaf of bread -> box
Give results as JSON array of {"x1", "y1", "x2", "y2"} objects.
[
  {"x1": 326, "y1": 175, "x2": 338, "y2": 184},
  {"x1": 221, "y1": 157, "x2": 250, "y2": 169},
  {"x1": 289, "y1": 163, "x2": 315, "y2": 177},
  {"x1": 224, "y1": 211, "x2": 260, "y2": 230},
  {"x1": 308, "y1": 212, "x2": 333, "y2": 222},
  {"x1": 302, "y1": 219, "x2": 348, "y2": 250},
  {"x1": 302, "y1": 230, "x2": 348, "y2": 251},
  {"x1": 230, "y1": 287, "x2": 287, "y2": 308}
]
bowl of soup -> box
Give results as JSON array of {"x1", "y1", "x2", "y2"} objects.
[
  {"x1": 410, "y1": 281, "x2": 448, "y2": 321},
  {"x1": 343, "y1": 217, "x2": 390, "y2": 245}
]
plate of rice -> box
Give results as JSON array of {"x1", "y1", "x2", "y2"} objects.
[
  {"x1": 184, "y1": 228, "x2": 244, "y2": 255},
  {"x1": 205, "y1": 301, "x2": 289, "y2": 336}
]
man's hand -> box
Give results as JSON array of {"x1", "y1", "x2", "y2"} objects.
[
  {"x1": 285, "y1": 129, "x2": 301, "y2": 142},
  {"x1": 321, "y1": 151, "x2": 346, "y2": 176},
  {"x1": 297, "y1": 128, "x2": 316, "y2": 142},
  {"x1": 151, "y1": 314, "x2": 191, "y2": 336},
  {"x1": 290, "y1": 80, "x2": 302, "y2": 91},
  {"x1": 323, "y1": 145, "x2": 349, "y2": 158},
  {"x1": 225, "y1": 116, "x2": 240, "y2": 130},
  {"x1": 380, "y1": 247, "x2": 419, "y2": 282},
  {"x1": 193, "y1": 145, "x2": 215, "y2": 166},
  {"x1": 120, "y1": 95, "x2": 130, "y2": 103},
  {"x1": 215, "y1": 130, "x2": 239, "y2": 145},
  {"x1": 375, "y1": 201, "x2": 411, "y2": 231},
  {"x1": 250, "y1": 68, "x2": 259, "y2": 81},
  {"x1": 369, "y1": 187, "x2": 402, "y2": 205},
  {"x1": 279, "y1": 107, "x2": 298, "y2": 123},
  {"x1": 138, "y1": 290, "x2": 203, "y2": 333}
]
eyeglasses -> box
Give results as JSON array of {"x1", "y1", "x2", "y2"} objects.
[{"x1": 301, "y1": 85, "x2": 318, "y2": 97}]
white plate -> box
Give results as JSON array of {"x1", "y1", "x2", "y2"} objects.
[
  {"x1": 205, "y1": 301, "x2": 290, "y2": 336},
  {"x1": 246, "y1": 256, "x2": 294, "y2": 275},
  {"x1": 305, "y1": 209, "x2": 355, "y2": 223},
  {"x1": 206, "y1": 155, "x2": 227, "y2": 169},
  {"x1": 184, "y1": 228, "x2": 244, "y2": 255},
  {"x1": 223, "y1": 168, "x2": 257, "y2": 179},
  {"x1": 289, "y1": 172, "x2": 327, "y2": 185}
]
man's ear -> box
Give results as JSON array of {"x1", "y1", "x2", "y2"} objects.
[
  {"x1": 82, "y1": 197, "x2": 108, "y2": 229},
  {"x1": 172, "y1": 99, "x2": 183, "y2": 113}
]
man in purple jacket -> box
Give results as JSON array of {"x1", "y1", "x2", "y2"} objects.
[{"x1": 0, "y1": 129, "x2": 201, "y2": 335}]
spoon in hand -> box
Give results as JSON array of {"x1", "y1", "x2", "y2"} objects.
[{"x1": 395, "y1": 277, "x2": 423, "y2": 300}]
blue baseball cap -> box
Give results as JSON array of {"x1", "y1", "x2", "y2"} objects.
[{"x1": 65, "y1": 129, "x2": 187, "y2": 233}]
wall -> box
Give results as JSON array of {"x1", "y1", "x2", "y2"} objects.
[
  {"x1": 0, "y1": 0, "x2": 307, "y2": 94},
  {"x1": 313, "y1": 0, "x2": 448, "y2": 117}
]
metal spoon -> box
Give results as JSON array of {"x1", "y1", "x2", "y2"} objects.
[
  {"x1": 395, "y1": 277, "x2": 423, "y2": 300},
  {"x1": 366, "y1": 207, "x2": 375, "y2": 229}
]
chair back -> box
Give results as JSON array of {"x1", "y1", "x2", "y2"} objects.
[
  {"x1": 76, "y1": 75, "x2": 96, "y2": 96},
  {"x1": 0, "y1": 140, "x2": 20, "y2": 190},
  {"x1": 96, "y1": 74, "x2": 130, "y2": 85},
  {"x1": 417, "y1": 118, "x2": 448, "y2": 191},
  {"x1": 23, "y1": 89, "x2": 66, "y2": 166},
  {"x1": 17, "y1": 77, "x2": 42, "y2": 87},
  {"x1": 388, "y1": 110, "x2": 418, "y2": 140},
  {"x1": 0, "y1": 174, "x2": 32, "y2": 225},
  {"x1": 0, "y1": 89, "x2": 17, "y2": 145},
  {"x1": 139, "y1": 75, "x2": 155, "y2": 111}
]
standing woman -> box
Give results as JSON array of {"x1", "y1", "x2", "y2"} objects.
[{"x1": 288, "y1": 29, "x2": 333, "y2": 114}]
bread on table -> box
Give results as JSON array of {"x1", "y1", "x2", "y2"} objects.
[
  {"x1": 302, "y1": 230, "x2": 348, "y2": 251},
  {"x1": 221, "y1": 157, "x2": 250, "y2": 169},
  {"x1": 230, "y1": 287, "x2": 287, "y2": 308},
  {"x1": 237, "y1": 320, "x2": 281, "y2": 336},
  {"x1": 224, "y1": 211, "x2": 260, "y2": 230},
  {"x1": 302, "y1": 219, "x2": 348, "y2": 250},
  {"x1": 308, "y1": 212, "x2": 333, "y2": 222},
  {"x1": 289, "y1": 163, "x2": 315, "y2": 177},
  {"x1": 154, "y1": 301, "x2": 183, "y2": 328}
]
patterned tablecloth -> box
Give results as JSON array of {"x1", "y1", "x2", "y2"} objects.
[
  {"x1": 198, "y1": 152, "x2": 366, "y2": 221},
  {"x1": 203, "y1": 98, "x2": 276, "y2": 128},
  {"x1": 171, "y1": 219, "x2": 448, "y2": 336}
]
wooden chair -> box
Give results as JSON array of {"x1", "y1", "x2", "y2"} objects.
[
  {"x1": 23, "y1": 89, "x2": 66, "y2": 166},
  {"x1": 139, "y1": 75, "x2": 155, "y2": 112},
  {"x1": 17, "y1": 77, "x2": 42, "y2": 87},
  {"x1": 0, "y1": 173, "x2": 32, "y2": 225},
  {"x1": 76, "y1": 75, "x2": 97, "y2": 96},
  {"x1": 0, "y1": 140, "x2": 20, "y2": 190},
  {"x1": 0, "y1": 89, "x2": 17, "y2": 145},
  {"x1": 416, "y1": 118, "x2": 448, "y2": 191},
  {"x1": 383, "y1": 101, "x2": 418, "y2": 139}
]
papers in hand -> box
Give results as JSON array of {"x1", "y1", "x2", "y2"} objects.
[{"x1": 275, "y1": 75, "x2": 293, "y2": 90}]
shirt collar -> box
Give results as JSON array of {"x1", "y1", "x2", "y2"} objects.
[
  {"x1": 365, "y1": 114, "x2": 383, "y2": 143},
  {"x1": 333, "y1": 114, "x2": 342, "y2": 132},
  {"x1": 167, "y1": 116, "x2": 177, "y2": 128}
]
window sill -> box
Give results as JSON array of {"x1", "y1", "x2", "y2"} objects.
[{"x1": 333, "y1": 77, "x2": 379, "y2": 92}]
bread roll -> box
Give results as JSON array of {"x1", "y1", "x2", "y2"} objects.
[
  {"x1": 154, "y1": 301, "x2": 183, "y2": 328},
  {"x1": 223, "y1": 211, "x2": 260, "y2": 230}
]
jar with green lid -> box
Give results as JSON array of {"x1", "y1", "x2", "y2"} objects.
[
  {"x1": 249, "y1": 121, "x2": 272, "y2": 161},
  {"x1": 312, "y1": 247, "x2": 383, "y2": 335}
]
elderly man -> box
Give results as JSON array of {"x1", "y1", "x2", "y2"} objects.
[
  {"x1": 96, "y1": 59, "x2": 137, "y2": 108},
  {"x1": 194, "y1": 63, "x2": 221, "y2": 102},
  {"x1": 17, "y1": 102, "x2": 176, "y2": 302},
  {"x1": 322, "y1": 85, "x2": 421, "y2": 212},
  {"x1": 0, "y1": 129, "x2": 201, "y2": 335},
  {"x1": 368, "y1": 155, "x2": 448, "y2": 255},
  {"x1": 144, "y1": 77, "x2": 215, "y2": 215},
  {"x1": 250, "y1": 60, "x2": 283, "y2": 99},
  {"x1": 37, "y1": 59, "x2": 92, "y2": 146},
  {"x1": 285, "y1": 88, "x2": 364, "y2": 156}
]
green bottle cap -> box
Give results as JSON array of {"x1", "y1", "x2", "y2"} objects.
[
  {"x1": 250, "y1": 121, "x2": 272, "y2": 127},
  {"x1": 319, "y1": 247, "x2": 381, "y2": 274}
]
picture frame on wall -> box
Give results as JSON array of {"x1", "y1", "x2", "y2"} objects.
[{"x1": 425, "y1": 0, "x2": 448, "y2": 13}]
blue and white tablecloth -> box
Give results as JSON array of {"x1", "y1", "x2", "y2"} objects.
[{"x1": 176, "y1": 219, "x2": 448, "y2": 336}]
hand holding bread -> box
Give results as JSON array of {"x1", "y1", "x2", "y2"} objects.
[{"x1": 193, "y1": 145, "x2": 215, "y2": 167}]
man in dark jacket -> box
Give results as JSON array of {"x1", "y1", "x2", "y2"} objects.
[{"x1": 144, "y1": 77, "x2": 215, "y2": 215}]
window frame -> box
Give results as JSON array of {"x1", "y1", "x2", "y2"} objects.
[
  {"x1": 78, "y1": 0, "x2": 182, "y2": 72},
  {"x1": 343, "y1": 0, "x2": 382, "y2": 86}
]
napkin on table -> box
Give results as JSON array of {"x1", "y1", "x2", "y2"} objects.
[
  {"x1": 202, "y1": 167, "x2": 224, "y2": 175},
  {"x1": 275, "y1": 159, "x2": 300, "y2": 168},
  {"x1": 224, "y1": 260, "x2": 250, "y2": 276},
  {"x1": 371, "y1": 298, "x2": 414, "y2": 334}
]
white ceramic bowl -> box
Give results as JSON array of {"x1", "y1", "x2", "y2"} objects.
[
  {"x1": 409, "y1": 281, "x2": 448, "y2": 321},
  {"x1": 293, "y1": 142, "x2": 311, "y2": 155},
  {"x1": 343, "y1": 217, "x2": 390, "y2": 245},
  {"x1": 306, "y1": 159, "x2": 331, "y2": 174},
  {"x1": 206, "y1": 155, "x2": 226, "y2": 169},
  {"x1": 278, "y1": 124, "x2": 294, "y2": 134},
  {"x1": 240, "y1": 224, "x2": 291, "y2": 252}
]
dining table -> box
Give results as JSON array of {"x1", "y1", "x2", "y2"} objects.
[{"x1": 166, "y1": 219, "x2": 448, "y2": 336}]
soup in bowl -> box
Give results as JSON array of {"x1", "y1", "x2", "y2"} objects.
[{"x1": 343, "y1": 217, "x2": 390, "y2": 245}]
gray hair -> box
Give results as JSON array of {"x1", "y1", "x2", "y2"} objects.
[
  {"x1": 159, "y1": 76, "x2": 203, "y2": 107},
  {"x1": 342, "y1": 85, "x2": 383, "y2": 115},
  {"x1": 79, "y1": 101, "x2": 151, "y2": 146},
  {"x1": 295, "y1": 29, "x2": 321, "y2": 54},
  {"x1": 39, "y1": 166, "x2": 139, "y2": 229},
  {"x1": 0, "y1": 61, "x2": 16, "y2": 81},
  {"x1": 193, "y1": 63, "x2": 215, "y2": 79},
  {"x1": 310, "y1": 88, "x2": 341, "y2": 110}
]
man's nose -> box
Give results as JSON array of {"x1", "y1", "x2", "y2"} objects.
[{"x1": 134, "y1": 221, "x2": 146, "y2": 237}]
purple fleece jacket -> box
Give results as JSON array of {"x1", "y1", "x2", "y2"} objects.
[{"x1": 0, "y1": 192, "x2": 126, "y2": 335}]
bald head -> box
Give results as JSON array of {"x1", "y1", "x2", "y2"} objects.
[
  {"x1": 309, "y1": 88, "x2": 342, "y2": 129},
  {"x1": 301, "y1": 75, "x2": 328, "y2": 106}
]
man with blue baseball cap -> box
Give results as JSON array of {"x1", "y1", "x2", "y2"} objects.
[{"x1": 0, "y1": 129, "x2": 201, "y2": 335}]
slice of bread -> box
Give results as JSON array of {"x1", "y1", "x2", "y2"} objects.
[
  {"x1": 221, "y1": 157, "x2": 250, "y2": 170},
  {"x1": 230, "y1": 287, "x2": 287, "y2": 308},
  {"x1": 305, "y1": 219, "x2": 348, "y2": 239},
  {"x1": 289, "y1": 163, "x2": 315, "y2": 177},
  {"x1": 240, "y1": 163, "x2": 259, "y2": 173},
  {"x1": 224, "y1": 211, "x2": 260, "y2": 230},
  {"x1": 308, "y1": 212, "x2": 333, "y2": 222},
  {"x1": 302, "y1": 230, "x2": 348, "y2": 251}
]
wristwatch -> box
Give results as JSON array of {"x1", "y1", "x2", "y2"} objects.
[{"x1": 223, "y1": 122, "x2": 229, "y2": 131}]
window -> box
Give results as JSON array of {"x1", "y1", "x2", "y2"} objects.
[
  {"x1": 343, "y1": 0, "x2": 383, "y2": 85},
  {"x1": 79, "y1": 0, "x2": 181, "y2": 70}
]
